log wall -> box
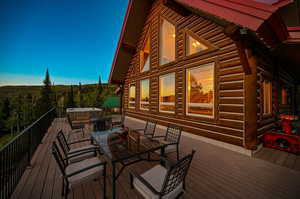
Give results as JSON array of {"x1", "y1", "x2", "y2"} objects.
[{"x1": 123, "y1": 0, "x2": 247, "y2": 146}]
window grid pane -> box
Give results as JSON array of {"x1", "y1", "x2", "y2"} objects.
[
  {"x1": 263, "y1": 81, "x2": 272, "y2": 114},
  {"x1": 159, "y1": 19, "x2": 175, "y2": 65},
  {"x1": 129, "y1": 85, "x2": 136, "y2": 108},
  {"x1": 186, "y1": 35, "x2": 208, "y2": 56},
  {"x1": 160, "y1": 73, "x2": 175, "y2": 113},
  {"x1": 141, "y1": 35, "x2": 150, "y2": 72},
  {"x1": 186, "y1": 63, "x2": 214, "y2": 117},
  {"x1": 140, "y1": 79, "x2": 150, "y2": 110}
]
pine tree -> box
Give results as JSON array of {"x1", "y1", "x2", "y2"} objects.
[
  {"x1": 0, "y1": 98, "x2": 11, "y2": 134},
  {"x1": 66, "y1": 85, "x2": 75, "y2": 108},
  {"x1": 95, "y1": 76, "x2": 103, "y2": 107},
  {"x1": 78, "y1": 82, "x2": 84, "y2": 107},
  {"x1": 37, "y1": 68, "x2": 53, "y2": 115}
]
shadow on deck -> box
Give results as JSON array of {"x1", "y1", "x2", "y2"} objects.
[{"x1": 10, "y1": 117, "x2": 300, "y2": 199}]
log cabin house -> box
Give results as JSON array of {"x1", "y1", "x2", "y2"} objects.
[{"x1": 109, "y1": 0, "x2": 300, "y2": 155}]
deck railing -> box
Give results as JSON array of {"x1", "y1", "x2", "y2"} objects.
[{"x1": 0, "y1": 107, "x2": 56, "y2": 199}]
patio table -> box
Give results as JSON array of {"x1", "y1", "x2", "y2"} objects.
[{"x1": 91, "y1": 128, "x2": 166, "y2": 199}]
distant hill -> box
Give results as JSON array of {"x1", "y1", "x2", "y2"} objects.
[{"x1": 0, "y1": 83, "x2": 115, "y2": 101}]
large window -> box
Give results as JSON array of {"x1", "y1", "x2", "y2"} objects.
[
  {"x1": 263, "y1": 80, "x2": 272, "y2": 115},
  {"x1": 186, "y1": 63, "x2": 214, "y2": 117},
  {"x1": 186, "y1": 34, "x2": 208, "y2": 56},
  {"x1": 281, "y1": 88, "x2": 287, "y2": 105},
  {"x1": 159, "y1": 19, "x2": 175, "y2": 65},
  {"x1": 140, "y1": 33, "x2": 150, "y2": 72},
  {"x1": 140, "y1": 79, "x2": 150, "y2": 110},
  {"x1": 159, "y1": 73, "x2": 175, "y2": 113},
  {"x1": 129, "y1": 84, "x2": 136, "y2": 108}
]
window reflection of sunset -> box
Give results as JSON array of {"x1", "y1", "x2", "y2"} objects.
[
  {"x1": 140, "y1": 79, "x2": 149, "y2": 101},
  {"x1": 186, "y1": 63, "x2": 214, "y2": 116},
  {"x1": 159, "y1": 19, "x2": 175, "y2": 65},
  {"x1": 160, "y1": 74, "x2": 175, "y2": 100}
]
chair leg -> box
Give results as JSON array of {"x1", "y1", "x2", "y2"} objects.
[
  {"x1": 64, "y1": 182, "x2": 69, "y2": 199},
  {"x1": 62, "y1": 179, "x2": 65, "y2": 196},
  {"x1": 176, "y1": 145, "x2": 179, "y2": 161},
  {"x1": 129, "y1": 173, "x2": 134, "y2": 189},
  {"x1": 103, "y1": 165, "x2": 106, "y2": 199}
]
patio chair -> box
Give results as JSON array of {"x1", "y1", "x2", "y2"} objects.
[
  {"x1": 52, "y1": 142, "x2": 106, "y2": 199},
  {"x1": 67, "y1": 115, "x2": 85, "y2": 138},
  {"x1": 112, "y1": 113, "x2": 126, "y2": 128},
  {"x1": 135, "y1": 120, "x2": 157, "y2": 139},
  {"x1": 153, "y1": 124, "x2": 182, "y2": 160},
  {"x1": 129, "y1": 150, "x2": 195, "y2": 199},
  {"x1": 57, "y1": 130, "x2": 99, "y2": 163}
]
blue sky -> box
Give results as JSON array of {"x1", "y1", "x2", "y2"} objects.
[{"x1": 0, "y1": 0, "x2": 128, "y2": 86}]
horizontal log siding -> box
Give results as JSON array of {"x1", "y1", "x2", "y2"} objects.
[
  {"x1": 123, "y1": 0, "x2": 244, "y2": 146},
  {"x1": 256, "y1": 57, "x2": 295, "y2": 138}
]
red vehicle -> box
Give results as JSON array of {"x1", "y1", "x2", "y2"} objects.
[{"x1": 264, "y1": 114, "x2": 300, "y2": 154}]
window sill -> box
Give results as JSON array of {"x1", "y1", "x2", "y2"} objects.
[{"x1": 183, "y1": 47, "x2": 219, "y2": 61}]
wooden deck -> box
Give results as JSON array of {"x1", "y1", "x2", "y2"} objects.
[
  {"x1": 10, "y1": 117, "x2": 300, "y2": 199},
  {"x1": 255, "y1": 147, "x2": 300, "y2": 172}
]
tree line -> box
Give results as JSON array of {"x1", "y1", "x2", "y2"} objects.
[{"x1": 0, "y1": 69, "x2": 116, "y2": 137}]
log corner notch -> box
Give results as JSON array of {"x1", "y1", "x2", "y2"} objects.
[
  {"x1": 225, "y1": 23, "x2": 258, "y2": 150},
  {"x1": 224, "y1": 24, "x2": 252, "y2": 75},
  {"x1": 163, "y1": 0, "x2": 191, "y2": 17}
]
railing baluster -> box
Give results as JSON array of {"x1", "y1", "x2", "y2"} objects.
[{"x1": 0, "y1": 107, "x2": 56, "y2": 199}]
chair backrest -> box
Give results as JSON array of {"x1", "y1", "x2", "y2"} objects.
[
  {"x1": 51, "y1": 141, "x2": 67, "y2": 176},
  {"x1": 144, "y1": 120, "x2": 157, "y2": 138},
  {"x1": 121, "y1": 113, "x2": 126, "y2": 125},
  {"x1": 57, "y1": 130, "x2": 70, "y2": 155},
  {"x1": 161, "y1": 150, "x2": 196, "y2": 196},
  {"x1": 67, "y1": 115, "x2": 74, "y2": 129},
  {"x1": 105, "y1": 117, "x2": 113, "y2": 130},
  {"x1": 165, "y1": 124, "x2": 182, "y2": 144}
]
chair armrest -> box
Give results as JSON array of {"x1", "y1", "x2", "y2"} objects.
[
  {"x1": 65, "y1": 150, "x2": 96, "y2": 160},
  {"x1": 67, "y1": 146, "x2": 99, "y2": 155},
  {"x1": 66, "y1": 161, "x2": 107, "y2": 178},
  {"x1": 133, "y1": 128, "x2": 145, "y2": 132},
  {"x1": 151, "y1": 136, "x2": 165, "y2": 139},
  {"x1": 160, "y1": 157, "x2": 176, "y2": 169},
  {"x1": 129, "y1": 170, "x2": 159, "y2": 195},
  {"x1": 68, "y1": 138, "x2": 91, "y2": 145}
]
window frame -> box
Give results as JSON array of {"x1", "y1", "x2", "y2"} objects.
[
  {"x1": 140, "y1": 28, "x2": 151, "y2": 73},
  {"x1": 183, "y1": 30, "x2": 218, "y2": 59},
  {"x1": 140, "y1": 79, "x2": 150, "y2": 111},
  {"x1": 159, "y1": 16, "x2": 177, "y2": 67},
  {"x1": 281, "y1": 87, "x2": 287, "y2": 105},
  {"x1": 262, "y1": 80, "x2": 272, "y2": 116},
  {"x1": 128, "y1": 84, "x2": 136, "y2": 109},
  {"x1": 185, "y1": 62, "x2": 215, "y2": 118},
  {"x1": 159, "y1": 72, "x2": 176, "y2": 114}
]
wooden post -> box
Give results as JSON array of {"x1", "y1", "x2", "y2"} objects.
[{"x1": 244, "y1": 49, "x2": 258, "y2": 150}]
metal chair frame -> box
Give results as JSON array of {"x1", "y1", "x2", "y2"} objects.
[
  {"x1": 153, "y1": 124, "x2": 182, "y2": 160},
  {"x1": 130, "y1": 150, "x2": 196, "y2": 199},
  {"x1": 51, "y1": 142, "x2": 106, "y2": 199}
]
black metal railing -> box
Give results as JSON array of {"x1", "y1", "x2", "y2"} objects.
[{"x1": 0, "y1": 107, "x2": 56, "y2": 199}]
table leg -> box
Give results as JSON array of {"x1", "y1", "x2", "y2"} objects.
[
  {"x1": 160, "y1": 147, "x2": 165, "y2": 165},
  {"x1": 112, "y1": 163, "x2": 116, "y2": 199}
]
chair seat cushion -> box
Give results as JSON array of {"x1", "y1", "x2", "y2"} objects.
[
  {"x1": 66, "y1": 157, "x2": 103, "y2": 188},
  {"x1": 69, "y1": 144, "x2": 97, "y2": 154},
  {"x1": 133, "y1": 165, "x2": 182, "y2": 199},
  {"x1": 154, "y1": 143, "x2": 177, "y2": 154},
  {"x1": 68, "y1": 151, "x2": 96, "y2": 163}
]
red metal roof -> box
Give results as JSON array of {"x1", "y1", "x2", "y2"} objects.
[
  {"x1": 176, "y1": 0, "x2": 292, "y2": 31},
  {"x1": 109, "y1": 0, "x2": 293, "y2": 83}
]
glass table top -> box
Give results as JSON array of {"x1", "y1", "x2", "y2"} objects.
[{"x1": 91, "y1": 128, "x2": 165, "y2": 162}]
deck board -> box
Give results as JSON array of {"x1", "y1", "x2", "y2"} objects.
[{"x1": 10, "y1": 117, "x2": 300, "y2": 199}]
